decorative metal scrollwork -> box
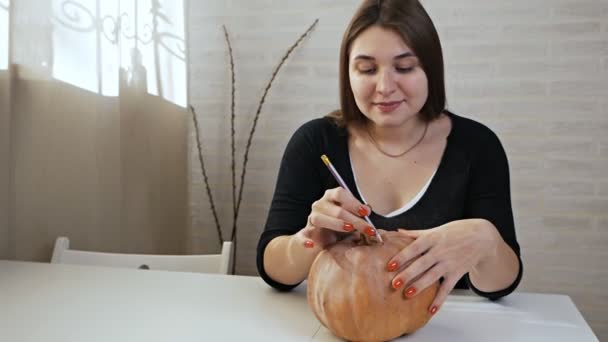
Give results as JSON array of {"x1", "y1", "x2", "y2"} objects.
[{"x1": 52, "y1": 0, "x2": 185, "y2": 61}]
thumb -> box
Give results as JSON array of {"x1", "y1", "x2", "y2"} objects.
[{"x1": 398, "y1": 228, "x2": 423, "y2": 238}]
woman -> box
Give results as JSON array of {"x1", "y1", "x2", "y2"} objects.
[{"x1": 257, "y1": 0, "x2": 522, "y2": 316}]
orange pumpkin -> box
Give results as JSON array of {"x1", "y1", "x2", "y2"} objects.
[{"x1": 307, "y1": 230, "x2": 439, "y2": 342}]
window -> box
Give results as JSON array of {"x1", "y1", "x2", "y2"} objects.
[
  {"x1": 51, "y1": 0, "x2": 186, "y2": 106},
  {"x1": 0, "y1": 0, "x2": 9, "y2": 70}
]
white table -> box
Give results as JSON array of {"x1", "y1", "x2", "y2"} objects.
[{"x1": 0, "y1": 260, "x2": 598, "y2": 341}]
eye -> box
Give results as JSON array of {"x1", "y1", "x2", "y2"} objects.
[
  {"x1": 396, "y1": 66, "x2": 414, "y2": 73},
  {"x1": 357, "y1": 67, "x2": 376, "y2": 74}
]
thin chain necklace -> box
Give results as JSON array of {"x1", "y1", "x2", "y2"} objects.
[{"x1": 367, "y1": 121, "x2": 429, "y2": 158}]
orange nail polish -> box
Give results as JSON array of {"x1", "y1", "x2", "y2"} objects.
[
  {"x1": 387, "y1": 261, "x2": 399, "y2": 272},
  {"x1": 364, "y1": 226, "x2": 376, "y2": 237},
  {"x1": 393, "y1": 278, "x2": 404, "y2": 289},
  {"x1": 304, "y1": 240, "x2": 314, "y2": 248},
  {"x1": 430, "y1": 306, "x2": 438, "y2": 315},
  {"x1": 358, "y1": 206, "x2": 369, "y2": 217},
  {"x1": 343, "y1": 222, "x2": 354, "y2": 232},
  {"x1": 405, "y1": 287, "x2": 417, "y2": 297}
]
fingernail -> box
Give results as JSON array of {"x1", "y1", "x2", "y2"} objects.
[
  {"x1": 304, "y1": 240, "x2": 314, "y2": 248},
  {"x1": 405, "y1": 287, "x2": 417, "y2": 298},
  {"x1": 358, "y1": 206, "x2": 369, "y2": 217},
  {"x1": 364, "y1": 226, "x2": 376, "y2": 237},
  {"x1": 387, "y1": 260, "x2": 399, "y2": 272},
  {"x1": 392, "y1": 278, "x2": 404, "y2": 289},
  {"x1": 429, "y1": 305, "x2": 438, "y2": 315},
  {"x1": 343, "y1": 222, "x2": 354, "y2": 232}
]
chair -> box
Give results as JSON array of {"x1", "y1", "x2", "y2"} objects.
[{"x1": 51, "y1": 236, "x2": 233, "y2": 274}]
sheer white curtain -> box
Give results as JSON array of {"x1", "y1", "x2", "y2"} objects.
[
  {"x1": 1, "y1": 0, "x2": 190, "y2": 261},
  {"x1": 0, "y1": 0, "x2": 9, "y2": 259}
]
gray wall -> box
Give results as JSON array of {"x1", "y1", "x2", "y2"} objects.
[{"x1": 188, "y1": 0, "x2": 608, "y2": 339}]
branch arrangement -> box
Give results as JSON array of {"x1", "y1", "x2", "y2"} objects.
[
  {"x1": 190, "y1": 105, "x2": 223, "y2": 243},
  {"x1": 191, "y1": 19, "x2": 319, "y2": 273}
]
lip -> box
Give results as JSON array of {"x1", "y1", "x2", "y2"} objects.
[{"x1": 374, "y1": 100, "x2": 403, "y2": 113}]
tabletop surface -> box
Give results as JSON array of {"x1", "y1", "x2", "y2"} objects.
[{"x1": 0, "y1": 260, "x2": 598, "y2": 342}]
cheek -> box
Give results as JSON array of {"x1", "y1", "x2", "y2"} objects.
[
  {"x1": 350, "y1": 74, "x2": 374, "y2": 100},
  {"x1": 402, "y1": 71, "x2": 429, "y2": 98}
]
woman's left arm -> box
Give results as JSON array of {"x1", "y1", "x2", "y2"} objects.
[
  {"x1": 458, "y1": 126, "x2": 523, "y2": 298},
  {"x1": 392, "y1": 218, "x2": 520, "y2": 314},
  {"x1": 387, "y1": 125, "x2": 523, "y2": 314},
  {"x1": 467, "y1": 219, "x2": 520, "y2": 293}
]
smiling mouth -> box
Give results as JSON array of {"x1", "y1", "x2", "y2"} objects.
[
  {"x1": 373, "y1": 100, "x2": 404, "y2": 106},
  {"x1": 374, "y1": 100, "x2": 404, "y2": 113},
  {"x1": 374, "y1": 100, "x2": 403, "y2": 106}
]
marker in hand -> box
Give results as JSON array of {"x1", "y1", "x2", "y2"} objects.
[{"x1": 320, "y1": 154, "x2": 383, "y2": 243}]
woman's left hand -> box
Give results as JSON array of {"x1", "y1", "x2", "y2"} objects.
[{"x1": 387, "y1": 219, "x2": 500, "y2": 315}]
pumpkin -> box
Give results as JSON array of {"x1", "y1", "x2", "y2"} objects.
[{"x1": 307, "y1": 229, "x2": 439, "y2": 342}]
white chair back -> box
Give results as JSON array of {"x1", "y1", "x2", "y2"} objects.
[{"x1": 51, "y1": 237, "x2": 232, "y2": 274}]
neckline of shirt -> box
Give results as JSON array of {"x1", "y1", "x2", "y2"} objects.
[{"x1": 349, "y1": 156, "x2": 437, "y2": 218}]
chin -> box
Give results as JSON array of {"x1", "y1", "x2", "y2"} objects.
[{"x1": 369, "y1": 111, "x2": 415, "y2": 127}]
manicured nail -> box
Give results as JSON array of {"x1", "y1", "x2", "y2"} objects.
[
  {"x1": 387, "y1": 260, "x2": 399, "y2": 272},
  {"x1": 304, "y1": 240, "x2": 314, "y2": 248},
  {"x1": 405, "y1": 287, "x2": 417, "y2": 298},
  {"x1": 343, "y1": 222, "x2": 354, "y2": 232},
  {"x1": 392, "y1": 278, "x2": 404, "y2": 289},
  {"x1": 358, "y1": 206, "x2": 369, "y2": 217},
  {"x1": 364, "y1": 226, "x2": 376, "y2": 237},
  {"x1": 429, "y1": 305, "x2": 438, "y2": 315}
]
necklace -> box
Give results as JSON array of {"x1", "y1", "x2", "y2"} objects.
[{"x1": 367, "y1": 121, "x2": 428, "y2": 158}]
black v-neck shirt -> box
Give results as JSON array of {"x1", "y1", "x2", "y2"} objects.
[{"x1": 257, "y1": 111, "x2": 523, "y2": 300}]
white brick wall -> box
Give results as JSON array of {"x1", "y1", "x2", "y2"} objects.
[{"x1": 188, "y1": 1, "x2": 608, "y2": 338}]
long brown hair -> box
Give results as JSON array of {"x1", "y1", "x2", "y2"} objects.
[{"x1": 329, "y1": 0, "x2": 446, "y2": 126}]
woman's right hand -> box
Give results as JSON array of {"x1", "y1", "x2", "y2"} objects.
[
  {"x1": 294, "y1": 187, "x2": 375, "y2": 250},
  {"x1": 264, "y1": 188, "x2": 375, "y2": 285}
]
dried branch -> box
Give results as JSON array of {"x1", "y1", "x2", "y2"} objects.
[
  {"x1": 222, "y1": 25, "x2": 237, "y2": 228},
  {"x1": 232, "y1": 18, "x2": 319, "y2": 242},
  {"x1": 190, "y1": 105, "x2": 224, "y2": 246},
  {"x1": 191, "y1": 20, "x2": 319, "y2": 274}
]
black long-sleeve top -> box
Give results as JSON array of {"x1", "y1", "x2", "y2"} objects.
[{"x1": 257, "y1": 111, "x2": 523, "y2": 300}]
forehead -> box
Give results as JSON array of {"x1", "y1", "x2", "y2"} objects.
[{"x1": 349, "y1": 25, "x2": 412, "y2": 60}]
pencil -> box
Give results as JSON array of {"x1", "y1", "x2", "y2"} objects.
[{"x1": 320, "y1": 154, "x2": 383, "y2": 243}]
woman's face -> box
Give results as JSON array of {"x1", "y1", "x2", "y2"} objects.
[{"x1": 349, "y1": 25, "x2": 428, "y2": 128}]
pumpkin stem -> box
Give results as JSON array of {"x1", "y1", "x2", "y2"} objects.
[{"x1": 357, "y1": 232, "x2": 381, "y2": 246}]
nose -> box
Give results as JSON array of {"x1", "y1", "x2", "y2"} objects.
[{"x1": 376, "y1": 69, "x2": 396, "y2": 97}]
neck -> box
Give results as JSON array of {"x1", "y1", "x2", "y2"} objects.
[{"x1": 366, "y1": 115, "x2": 426, "y2": 146}]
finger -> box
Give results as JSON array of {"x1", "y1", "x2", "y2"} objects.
[
  {"x1": 399, "y1": 262, "x2": 444, "y2": 299},
  {"x1": 308, "y1": 211, "x2": 356, "y2": 234},
  {"x1": 323, "y1": 187, "x2": 371, "y2": 218},
  {"x1": 294, "y1": 227, "x2": 321, "y2": 250},
  {"x1": 398, "y1": 228, "x2": 424, "y2": 238},
  {"x1": 390, "y1": 249, "x2": 437, "y2": 293},
  {"x1": 313, "y1": 200, "x2": 372, "y2": 236},
  {"x1": 386, "y1": 235, "x2": 433, "y2": 273},
  {"x1": 428, "y1": 274, "x2": 459, "y2": 316}
]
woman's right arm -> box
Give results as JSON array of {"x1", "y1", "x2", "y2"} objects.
[
  {"x1": 263, "y1": 234, "x2": 321, "y2": 286},
  {"x1": 262, "y1": 186, "x2": 373, "y2": 287},
  {"x1": 257, "y1": 120, "x2": 371, "y2": 290}
]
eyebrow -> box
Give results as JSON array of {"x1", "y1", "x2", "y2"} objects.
[{"x1": 353, "y1": 52, "x2": 416, "y2": 61}]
